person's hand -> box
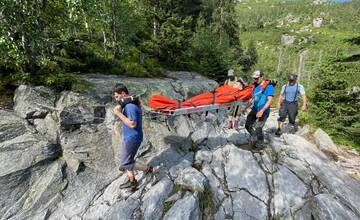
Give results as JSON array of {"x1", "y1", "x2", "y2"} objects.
[
  {"x1": 256, "y1": 110, "x2": 264, "y2": 118},
  {"x1": 301, "y1": 105, "x2": 307, "y2": 112},
  {"x1": 246, "y1": 99, "x2": 253, "y2": 108},
  {"x1": 113, "y1": 105, "x2": 122, "y2": 115}
]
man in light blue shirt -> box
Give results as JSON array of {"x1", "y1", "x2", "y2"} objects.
[{"x1": 276, "y1": 74, "x2": 307, "y2": 135}]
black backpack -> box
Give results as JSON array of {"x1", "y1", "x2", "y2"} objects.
[{"x1": 118, "y1": 96, "x2": 140, "y2": 109}]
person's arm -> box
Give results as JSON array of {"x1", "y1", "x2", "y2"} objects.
[
  {"x1": 277, "y1": 94, "x2": 284, "y2": 110},
  {"x1": 113, "y1": 105, "x2": 136, "y2": 128},
  {"x1": 301, "y1": 95, "x2": 307, "y2": 111},
  {"x1": 299, "y1": 85, "x2": 307, "y2": 112},
  {"x1": 244, "y1": 98, "x2": 253, "y2": 110},
  {"x1": 277, "y1": 85, "x2": 285, "y2": 109},
  {"x1": 256, "y1": 96, "x2": 273, "y2": 118}
]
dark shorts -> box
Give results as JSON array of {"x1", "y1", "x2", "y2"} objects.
[
  {"x1": 278, "y1": 101, "x2": 298, "y2": 124},
  {"x1": 120, "y1": 138, "x2": 142, "y2": 170}
]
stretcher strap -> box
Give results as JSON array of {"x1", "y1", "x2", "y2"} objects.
[{"x1": 211, "y1": 89, "x2": 216, "y2": 105}]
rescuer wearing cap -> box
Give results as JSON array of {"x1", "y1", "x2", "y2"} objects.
[
  {"x1": 275, "y1": 74, "x2": 307, "y2": 136},
  {"x1": 225, "y1": 69, "x2": 247, "y2": 129},
  {"x1": 245, "y1": 70, "x2": 275, "y2": 150}
]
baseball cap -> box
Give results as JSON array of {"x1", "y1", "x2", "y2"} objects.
[
  {"x1": 252, "y1": 70, "x2": 263, "y2": 78},
  {"x1": 227, "y1": 69, "x2": 235, "y2": 77},
  {"x1": 288, "y1": 74, "x2": 297, "y2": 81}
]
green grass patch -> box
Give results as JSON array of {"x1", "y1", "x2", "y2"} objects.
[
  {"x1": 199, "y1": 186, "x2": 215, "y2": 219},
  {"x1": 172, "y1": 184, "x2": 182, "y2": 194},
  {"x1": 164, "y1": 201, "x2": 175, "y2": 213}
]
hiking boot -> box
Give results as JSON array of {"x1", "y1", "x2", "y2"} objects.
[
  {"x1": 275, "y1": 128, "x2": 281, "y2": 136},
  {"x1": 120, "y1": 179, "x2": 138, "y2": 192},
  {"x1": 233, "y1": 120, "x2": 239, "y2": 130},
  {"x1": 228, "y1": 121, "x2": 233, "y2": 129},
  {"x1": 289, "y1": 124, "x2": 297, "y2": 134},
  {"x1": 249, "y1": 135, "x2": 257, "y2": 148}
]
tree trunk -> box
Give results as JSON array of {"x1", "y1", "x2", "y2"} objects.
[
  {"x1": 103, "y1": 30, "x2": 107, "y2": 49},
  {"x1": 153, "y1": 6, "x2": 157, "y2": 38},
  {"x1": 111, "y1": 0, "x2": 118, "y2": 58},
  {"x1": 276, "y1": 46, "x2": 284, "y2": 77}
]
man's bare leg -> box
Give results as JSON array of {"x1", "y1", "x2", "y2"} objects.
[
  {"x1": 234, "y1": 115, "x2": 240, "y2": 129},
  {"x1": 275, "y1": 121, "x2": 283, "y2": 136},
  {"x1": 228, "y1": 115, "x2": 233, "y2": 128}
]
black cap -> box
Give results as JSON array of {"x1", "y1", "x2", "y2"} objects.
[{"x1": 288, "y1": 74, "x2": 297, "y2": 81}]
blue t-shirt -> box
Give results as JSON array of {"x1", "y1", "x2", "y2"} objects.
[
  {"x1": 252, "y1": 83, "x2": 275, "y2": 113},
  {"x1": 122, "y1": 103, "x2": 143, "y2": 142}
]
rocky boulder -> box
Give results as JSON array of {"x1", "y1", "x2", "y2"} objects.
[
  {"x1": 281, "y1": 34, "x2": 296, "y2": 46},
  {"x1": 14, "y1": 85, "x2": 57, "y2": 119},
  {"x1": 175, "y1": 167, "x2": 207, "y2": 192},
  {"x1": 313, "y1": 17, "x2": 323, "y2": 27},
  {"x1": 163, "y1": 192, "x2": 201, "y2": 220},
  {"x1": 313, "y1": 128, "x2": 339, "y2": 155},
  {"x1": 83, "y1": 72, "x2": 217, "y2": 105}
]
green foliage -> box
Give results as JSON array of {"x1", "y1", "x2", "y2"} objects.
[
  {"x1": 45, "y1": 73, "x2": 89, "y2": 92},
  {"x1": 0, "y1": 0, "x2": 254, "y2": 98},
  {"x1": 145, "y1": 16, "x2": 193, "y2": 67},
  {"x1": 164, "y1": 201, "x2": 175, "y2": 213},
  {"x1": 199, "y1": 186, "x2": 215, "y2": 219},
  {"x1": 172, "y1": 184, "x2": 182, "y2": 194},
  {"x1": 239, "y1": 39, "x2": 259, "y2": 72},
  {"x1": 274, "y1": 213, "x2": 281, "y2": 220},
  {"x1": 182, "y1": 19, "x2": 240, "y2": 82},
  {"x1": 309, "y1": 57, "x2": 360, "y2": 150}
]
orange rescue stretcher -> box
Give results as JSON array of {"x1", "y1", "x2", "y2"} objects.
[{"x1": 148, "y1": 84, "x2": 258, "y2": 116}]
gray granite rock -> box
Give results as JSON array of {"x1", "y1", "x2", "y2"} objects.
[
  {"x1": 194, "y1": 149, "x2": 213, "y2": 167},
  {"x1": 191, "y1": 121, "x2": 214, "y2": 145},
  {"x1": 225, "y1": 129, "x2": 249, "y2": 146},
  {"x1": 175, "y1": 167, "x2": 207, "y2": 192},
  {"x1": 14, "y1": 85, "x2": 56, "y2": 119},
  {"x1": 82, "y1": 174, "x2": 128, "y2": 219},
  {"x1": 223, "y1": 145, "x2": 268, "y2": 202},
  {"x1": 104, "y1": 197, "x2": 140, "y2": 220},
  {"x1": 294, "y1": 194, "x2": 359, "y2": 220},
  {"x1": 201, "y1": 164, "x2": 225, "y2": 207},
  {"x1": 313, "y1": 128, "x2": 339, "y2": 154},
  {"x1": 60, "y1": 123, "x2": 116, "y2": 174},
  {"x1": 232, "y1": 190, "x2": 268, "y2": 220},
  {"x1": 141, "y1": 177, "x2": 174, "y2": 220},
  {"x1": 169, "y1": 159, "x2": 192, "y2": 179},
  {"x1": 282, "y1": 134, "x2": 360, "y2": 216},
  {"x1": 47, "y1": 168, "x2": 109, "y2": 219},
  {"x1": 0, "y1": 110, "x2": 61, "y2": 178},
  {"x1": 274, "y1": 165, "x2": 307, "y2": 216},
  {"x1": 0, "y1": 110, "x2": 31, "y2": 142},
  {"x1": 163, "y1": 192, "x2": 201, "y2": 220}
]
